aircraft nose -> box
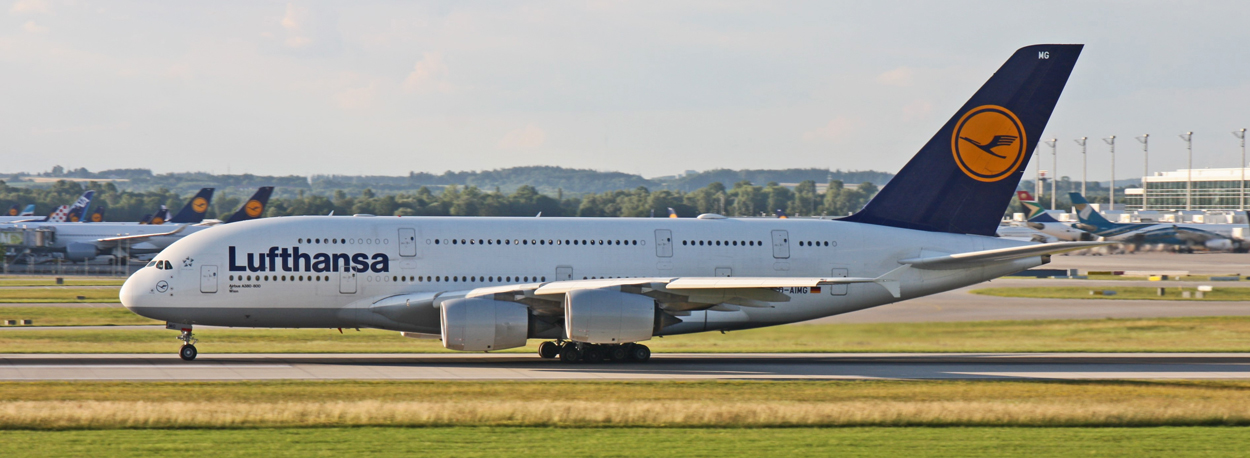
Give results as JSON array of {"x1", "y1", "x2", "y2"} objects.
[{"x1": 119, "y1": 271, "x2": 150, "y2": 313}]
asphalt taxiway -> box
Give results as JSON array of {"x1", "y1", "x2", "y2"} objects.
[{"x1": 3, "y1": 353, "x2": 1249, "y2": 381}]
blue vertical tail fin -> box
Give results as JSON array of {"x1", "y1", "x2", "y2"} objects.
[
  {"x1": 19, "y1": 204, "x2": 35, "y2": 216},
  {"x1": 66, "y1": 191, "x2": 94, "y2": 223},
  {"x1": 1068, "y1": 192, "x2": 1118, "y2": 230},
  {"x1": 169, "y1": 188, "x2": 215, "y2": 223},
  {"x1": 842, "y1": 44, "x2": 1082, "y2": 236},
  {"x1": 225, "y1": 187, "x2": 274, "y2": 223}
]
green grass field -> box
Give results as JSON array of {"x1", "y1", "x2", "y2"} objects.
[
  {"x1": 0, "y1": 287, "x2": 120, "y2": 303},
  {"x1": 4, "y1": 426, "x2": 1247, "y2": 457},
  {"x1": 0, "y1": 277, "x2": 126, "y2": 287},
  {"x1": 972, "y1": 286, "x2": 1250, "y2": 301},
  {"x1": 4, "y1": 316, "x2": 1250, "y2": 353},
  {"x1": 0, "y1": 306, "x2": 159, "y2": 326}
]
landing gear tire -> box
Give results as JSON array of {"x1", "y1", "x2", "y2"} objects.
[
  {"x1": 179, "y1": 344, "x2": 198, "y2": 361},
  {"x1": 583, "y1": 347, "x2": 604, "y2": 364},
  {"x1": 559, "y1": 344, "x2": 581, "y2": 363},
  {"x1": 627, "y1": 344, "x2": 651, "y2": 362},
  {"x1": 608, "y1": 345, "x2": 629, "y2": 361},
  {"x1": 538, "y1": 341, "x2": 560, "y2": 359}
]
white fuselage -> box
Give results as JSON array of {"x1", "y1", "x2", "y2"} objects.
[
  {"x1": 1, "y1": 221, "x2": 217, "y2": 256},
  {"x1": 120, "y1": 215, "x2": 1041, "y2": 337}
]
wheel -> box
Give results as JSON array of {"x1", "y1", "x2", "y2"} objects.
[
  {"x1": 627, "y1": 344, "x2": 650, "y2": 362},
  {"x1": 583, "y1": 346, "x2": 604, "y2": 364},
  {"x1": 559, "y1": 344, "x2": 581, "y2": 363},
  {"x1": 609, "y1": 345, "x2": 629, "y2": 361},
  {"x1": 179, "y1": 344, "x2": 198, "y2": 361},
  {"x1": 538, "y1": 341, "x2": 560, "y2": 359}
]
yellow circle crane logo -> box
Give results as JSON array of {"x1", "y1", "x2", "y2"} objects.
[
  {"x1": 7, "y1": 208, "x2": 16, "y2": 216},
  {"x1": 91, "y1": 212, "x2": 102, "y2": 222},
  {"x1": 244, "y1": 200, "x2": 264, "y2": 218},
  {"x1": 191, "y1": 197, "x2": 209, "y2": 213},
  {"x1": 951, "y1": 105, "x2": 1026, "y2": 182}
]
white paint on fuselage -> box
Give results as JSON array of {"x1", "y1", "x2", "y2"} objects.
[{"x1": 120, "y1": 216, "x2": 1042, "y2": 336}]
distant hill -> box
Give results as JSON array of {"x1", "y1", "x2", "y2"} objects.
[{"x1": 4, "y1": 166, "x2": 894, "y2": 198}]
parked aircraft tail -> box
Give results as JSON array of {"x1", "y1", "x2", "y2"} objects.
[
  {"x1": 148, "y1": 206, "x2": 170, "y2": 225},
  {"x1": 44, "y1": 205, "x2": 70, "y2": 222},
  {"x1": 65, "y1": 191, "x2": 94, "y2": 223},
  {"x1": 169, "y1": 188, "x2": 215, "y2": 223},
  {"x1": 19, "y1": 204, "x2": 34, "y2": 216},
  {"x1": 1015, "y1": 190, "x2": 1059, "y2": 222},
  {"x1": 842, "y1": 44, "x2": 1082, "y2": 236},
  {"x1": 6, "y1": 205, "x2": 17, "y2": 216},
  {"x1": 225, "y1": 187, "x2": 274, "y2": 223},
  {"x1": 87, "y1": 205, "x2": 106, "y2": 223},
  {"x1": 1068, "y1": 192, "x2": 1118, "y2": 230}
]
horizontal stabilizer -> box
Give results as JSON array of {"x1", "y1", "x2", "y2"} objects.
[{"x1": 899, "y1": 241, "x2": 1113, "y2": 269}]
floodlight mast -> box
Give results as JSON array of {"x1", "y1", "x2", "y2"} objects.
[
  {"x1": 1104, "y1": 135, "x2": 1116, "y2": 210},
  {"x1": 1074, "y1": 137, "x2": 1088, "y2": 196},
  {"x1": 1235, "y1": 128, "x2": 1247, "y2": 211},
  {"x1": 1136, "y1": 134, "x2": 1149, "y2": 209},
  {"x1": 1045, "y1": 138, "x2": 1058, "y2": 209},
  {"x1": 1179, "y1": 132, "x2": 1193, "y2": 210}
]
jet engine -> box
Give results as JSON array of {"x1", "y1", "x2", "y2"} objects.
[
  {"x1": 1204, "y1": 239, "x2": 1234, "y2": 251},
  {"x1": 65, "y1": 242, "x2": 99, "y2": 262},
  {"x1": 564, "y1": 288, "x2": 655, "y2": 344},
  {"x1": 440, "y1": 298, "x2": 529, "y2": 351}
]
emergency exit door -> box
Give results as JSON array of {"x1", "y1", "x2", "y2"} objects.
[
  {"x1": 655, "y1": 229, "x2": 673, "y2": 257},
  {"x1": 398, "y1": 228, "x2": 417, "y2": 257},
  {"x1": 339, "y1": 271, "x2": 357, "y2": 294}
]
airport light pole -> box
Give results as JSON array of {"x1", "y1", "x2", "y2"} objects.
[
  {"x1": 1074, "y1": 137, "x2": 1088, "y2": 196},
  {"x1": 1235, "y1": 128, "x2": 1247, "y2": 210},
  {"x1": 1045, "y1": 138, "x2": 1058, "y2": 209},
  {"x1": 1180, "y1": 132, "x2": 1193, "y2": 210},
  {"x1": 1136, "y1": 134, "x2": 1149, "y2": 209},
  {"x1": 1104, "y1": 135, "x2": 1116, "y2": 210}
]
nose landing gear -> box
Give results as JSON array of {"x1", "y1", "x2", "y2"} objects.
[{"x1": 169, "y1": 323, "x2": 198, "y2": 361}]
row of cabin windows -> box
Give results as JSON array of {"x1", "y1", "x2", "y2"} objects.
[
  {"x1": 683, "y1": 240, "x2": 764, "y2": 247},
  {"x1": 297, "y1": 238, "x2": 388, "y2": 245},
  {"x1": 420, "y1": 275, "x2": 547, "y2": 282},
  {"x1": 801, "y1": 241, "x2": 834, "y2": 247},
  {"x1": 436, "y1": 238, "x2": 640, "y2": 247}
]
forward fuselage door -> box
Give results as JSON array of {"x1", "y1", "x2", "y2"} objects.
[
  {"x1": 771, "y1": 230, "x2": 790, "y2": 259},
  {"x1": 398, "y1": 228, "x2": 417, "y2": 257},
  {"x1": 655, "y1": 229, "x2": 673, "y2": 257},
  {"x1": 339, "y1": 271, "x2": 357, "y2": 294},
  {"x1": 199, "y1": 265, "x2": 218, "y2": 293}
]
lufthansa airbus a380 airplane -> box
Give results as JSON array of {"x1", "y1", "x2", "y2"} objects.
[{"x1": 122, "y1": 44, "x2": 1105, "y2": 362}]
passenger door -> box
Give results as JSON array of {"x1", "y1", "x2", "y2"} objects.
[
  {"x1": 398, "y1": 228, "x2": 417, "y2": 257},
  {"x1": 199, "y1": 265, "x2": 218, "y2": 293},
  {"x1": 715, "y1": 267, "x2": 732, "y2": 277},
  {"x1": 556, "y1": 266, "x2": 573, "y2": 281},
  {"x1": 771, "y1": 230, "x2": 790, "y2": 259},
  {"x1": 655, "y1": 229, "x2": 673, "y2": 257},
  {"x1": 339, "y1": 271, "x2": 357, "y2": 294}
]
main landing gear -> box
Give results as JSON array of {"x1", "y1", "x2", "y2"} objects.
[
  {"x1": 171, "y1": 323, "x2": 198, "y2": 361},
  {"x1": 537, "y1": 341, "x2": 650, "y2": 364}
]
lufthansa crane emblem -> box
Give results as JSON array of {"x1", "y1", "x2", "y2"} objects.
[{"x1": 951, "y1": 105, "x2": 1026, "y2": 182}]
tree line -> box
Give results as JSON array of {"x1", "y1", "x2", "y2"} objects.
[{"x1": 0, "y1": 179, "x2": 881, "y2": 221}]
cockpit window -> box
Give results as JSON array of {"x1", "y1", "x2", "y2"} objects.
[
  {"x1": 147, "y1": 261, "x2": 157, "y2": 268},
  {"x1": 164, "y1": 261, "x2": 173, "y2": 270}
]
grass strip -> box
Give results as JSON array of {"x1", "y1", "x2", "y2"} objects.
[
  {"x1": 972, "y1": 286, "x2": 1250, "y2": 301},
  {"x1": 5, "y1": 316, "x2": 1250, "y2": 353},
  {"x1": 0, "y1": 279, "x2": 126, "y2": 287},
  {"x1": 0, "y1": 306, "x2": 159, "y2": 326},
  {"x1": 3, "y1": 426, "x2": 1249, "y2": 457},
  {"x1": 2, "y1": 380, "x2": 1250, "y2": 429},
  {"x1": 0, "y1": 288, "x2": 120, "y2": 303}
]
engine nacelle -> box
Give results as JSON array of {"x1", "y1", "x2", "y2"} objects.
[
  {"x1": 440, "y1": 298, "x2": 529, "y2": 351},
  {"x1": 564, "y1": 288, "x2": 655, "y2": 344},
  {"x1": 1205, "y1": 239, "x2": 1234, "y2": 251},
  {"x1": 65, "y1": 242, "x2": 99, "y2": 262}
]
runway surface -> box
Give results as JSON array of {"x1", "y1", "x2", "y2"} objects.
[{"x1": 3, "y1": 353, "x2": 1250, "y2": 381}]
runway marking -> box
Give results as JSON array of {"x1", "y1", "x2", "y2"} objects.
[{"x1": 1, "y1": 365, "x2": 292, "y2": 369}]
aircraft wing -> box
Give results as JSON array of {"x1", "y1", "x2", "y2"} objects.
[
  {"x1": 95, "y1": 224, "x2": 190, "y2": 244},
  {"x1": 898, "y1": 241, "x2": 1114, "y2": 269}
]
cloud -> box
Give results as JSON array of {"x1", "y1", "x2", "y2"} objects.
[
  {"x1": 21, "y1": 20, "x2": 45, "y2": 33},
  {"x1": 403, "y1": 52, "x2": 451, "y2": 93},
  {"x1": 498, "y1": 124, "x2": 546, "y2": 149},
  {"x1": 334, "y1": 82, "x2": 377, "y2": 110},
  {"x1": 10, "y1": 0, "x2": 48, "y2": 14},
  {"x1": 803, "y1": 116, "x2": 862, "y2": 141},
  {"x1": 876, "y1": 67, "x2": 914, "y2": 87},
  {"x1": 901, "y1": 99, "x2": 933, "y2": 121},
  {"x1": 280, "y1": 3, "x2": 312, "y2": 48}
]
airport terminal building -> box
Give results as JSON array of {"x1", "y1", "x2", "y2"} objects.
[{"x1": 1126, "y1": 167, "x2": 1250, "y2": 210}]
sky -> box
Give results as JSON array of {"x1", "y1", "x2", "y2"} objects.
[{"x1": 2, "y1": 1, "x2": 1249, "y2": 183}]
